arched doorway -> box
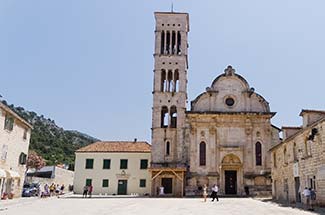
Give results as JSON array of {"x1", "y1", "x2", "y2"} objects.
[{"x1": 221, "y1": 154, "x2": 242, "y2": 195}]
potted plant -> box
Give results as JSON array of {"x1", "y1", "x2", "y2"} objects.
[
  {"x1": 1, "y1": 192, "x2": 8, "y2": 200},
  {"x1": 8, "y1": 192, "x2": 14, "y2": 199}
]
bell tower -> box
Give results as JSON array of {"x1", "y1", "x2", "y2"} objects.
[{"x1": 151, "y1": 12, "x2": 189, "y2": 168}]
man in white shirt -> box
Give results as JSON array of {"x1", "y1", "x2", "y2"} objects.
[
  {"x1": 211, "y1": 184, "x2": 219, "y2": 202},
  {"x1": 303, "y1": 187, "x2": 311, "y2": 209}
]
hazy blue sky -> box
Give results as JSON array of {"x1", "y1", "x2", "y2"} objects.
[{"x1": 1, "y1": 1, "x2": 325, "y2": 142}]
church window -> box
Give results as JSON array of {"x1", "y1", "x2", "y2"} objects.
[
  {"x1": 166, "y1": 31, "x2": 171, "y2": 54},
  {"x1": 199, "y1": 142, "x2": 206, "y2": 166},
  {"x1": 170, "y1": 106, "x2": 177, "y2": 128},
  {"x1": 161, "y1": 106, "x2": 169, "y2": 128},
  {"x1": 167, "y1": 70, "x2": 173, "y2": 92},
  {"x1": 255, "y1": 142, "x2": 262, "y2": 166},
  {"x1": 177, "y1": 31, "x2": 181, "y2": 54},
  {"x1": 174, "y1": 70, "x2": 179, "y2": 92},
  {"x1": 160, "y1": 31, "x2": 165, "y2": 54},
  {"x1": 161, "y1": 69, "x2": 166, "y2": 91},
  {"x1": 225, "y1": 97, "x2": 235, "y2": 107},
  {"x1": 172, "y1": 31, "x2": 176, "y2": 54},
  {"x1": 166, "y1": 141, "x2": 170, "y2": 156}
]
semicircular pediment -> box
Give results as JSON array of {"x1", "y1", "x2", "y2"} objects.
[{"x1": 221, "y1": 154, "x2": 242, "y2": 165}]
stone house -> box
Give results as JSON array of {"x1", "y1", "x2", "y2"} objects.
[
  {"x1": 74, "y1": 140, "x2": 151, "y2": 196},
  {"x1": 150, "y1": 11, "x2": 280, "y2": 197},
  {"x1": 0, "y1": 101, "x2": 32, "y2": 198},
  {"x1": 270, "y1": 110, "x2": 325, "y2": 206}
]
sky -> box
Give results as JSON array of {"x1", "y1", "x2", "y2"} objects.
[{"x1": 1, "y1": 0, "x2": 325, "y2": 142}]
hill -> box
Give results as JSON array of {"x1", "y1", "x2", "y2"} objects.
[{"x1": 1, "y1": 100, "x2": 99, "y2": 169}]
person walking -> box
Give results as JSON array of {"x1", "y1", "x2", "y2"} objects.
[
  {"x1": 82, "y1": 185, "x2": 88, "y2": 198},
  {"x1": 303, "y1": 187, "x2": 311, "y2": 210},
  {"x1": 211, "y1": 184, "x2": 219, "y2": 202},
  {"x1": 202, "y1": 184, "x2": 208, "y2": 202},
  {"x1": 310, "y1": 188, "x2": 316, "y2": 211},
  {"x1": 88, "y1": 184, "x2": 93, "y2": 198}
]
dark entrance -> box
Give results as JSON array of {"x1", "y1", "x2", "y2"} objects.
[
  {"x1": 161, "y1": 178, "x2": 173, "y2": 194},
  {"x1": 225, "y1": 170, "x2": 237, "y2": 194},
  {"x1": 117, "y1": 180, "x2": 127, "y2": 195},
  {"x1": 295, "y1": 177, "x2": 301, "y2": 203}
]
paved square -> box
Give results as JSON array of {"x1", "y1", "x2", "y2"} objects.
[{"x1": 1, "y1": 197, "x2": 322, "y2": 215}]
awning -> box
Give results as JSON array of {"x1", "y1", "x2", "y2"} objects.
[
  {"x1": 0, "y1": 169, "x2": 6, "y2": 178},
  {"x1": 6, "y1": 170, "x2": 20, "y2": 178}
]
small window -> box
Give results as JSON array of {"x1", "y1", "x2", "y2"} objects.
[
  {"x1": 166, "y1": 141, "x2": 170, "y2": 156},
  {"x1": 225, "y1": 97, "x2": 235, "y2": 107},
  {"x1": 23, "y1": 129, "x2": 27, "y2": 140},
  {"x1": 85, "y1": 159, "x2": 94, "y2": 169},
  {"x1": 199, "y1": 142, "x2": 206, "y2": 166},
  {"x1": 4, "y1": 115, "x2": 14, "y2": 131},
  {"x1": 120, "y1": 159, "x2": 128, "y2": 169},
  {"x1": 140, "y1": 159, "x2": 148, "y2": 169},
  {"x1": 102, "y1": 179, "x2": 109, "y2": 187},
  {"x1": 85, "y1": 179, "x2": 92, "y2": 186},
  {"x1": 103, "y1": 159, "x2": 111, "y2": 169},
  {"x1": 18, "y1": 152, "x2": 27, "y2": 165},
  {"x1": 139, "y1": 179, "x2": 146, "y2": 188}
]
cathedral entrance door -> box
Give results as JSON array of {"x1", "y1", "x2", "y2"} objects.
[
  {"x1": 225, "y1": 170, "x2": 237, "y2": 194},
  {"x1": 161, "y1": 178, "x2": 173, "y2": 194}
]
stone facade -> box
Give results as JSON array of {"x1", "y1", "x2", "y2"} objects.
[
  {"x1": 271, "y1": 110, "x2": 325, "y2": 206},
  {"x1": 150, "y1": 12, "x2": 280, "y2": 197},
  {"x1": 0, "y1": 102, "x2": 32, "y2": 198}
]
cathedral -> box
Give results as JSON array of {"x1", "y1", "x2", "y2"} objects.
[{"x1": 149, "y1": 12, "x2": 280, "y2": 197}]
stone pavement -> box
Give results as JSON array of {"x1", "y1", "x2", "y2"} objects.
[{"x1": 0, "y1": 197, "x2": 324, "y2": 215}]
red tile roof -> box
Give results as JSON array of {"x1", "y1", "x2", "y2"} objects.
[{"x1": 76, "y1": 141, "x2": 151, "y2": 153}]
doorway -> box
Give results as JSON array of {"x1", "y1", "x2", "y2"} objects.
[
  {"x1": 161, "y1": 178, "x2": 173, "y2": 194},
  {"x1": 117, "y1": 180, "x2": 127, "y2": 195},
  {"x1": 295, "y1": 177, "x2": 301, "y2": 203},
  {"x1": 225, "y1": 170, "x2": 237, "y2": 194}
]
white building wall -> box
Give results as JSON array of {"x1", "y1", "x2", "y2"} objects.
[{"x1": 74, "y1": 152, "x2": 151, "y2": 195}]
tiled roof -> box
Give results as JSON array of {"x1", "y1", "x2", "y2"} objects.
[
  {"x1": 0, "y1": 102, "x2": 33, "y2": 129},
  {"x1": 76, "y1": 141, "x2": 151, "y2": 153}
]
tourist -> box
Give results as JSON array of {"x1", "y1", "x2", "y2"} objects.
[
  {"x1": 88, "y1": 184, "x2": 93, "y2": 198},
  {"x1": 82, "y1": 185, "x2": 88, "y2": 198},
  {"x1": 202, "y1": 184, "x2": 208, "y2": 202},
  {"x1": 60, "y1": 184, "x2": 65, "y2": 195},
  {"x1": 310, "y1": 188, "x2": 316, "y2": 211},
  {"x1": 55, "y1": 184, "x2": 60, "y2": 196},
  {"x1": 211, "y1": 184, "x2": 219, "y2": 202},
  {"x1": 303, "y1": 187, "x2": 311, "y2": 210},
  {"x1": 49, "y1": 183, "x2": 55, "y2": 197}
]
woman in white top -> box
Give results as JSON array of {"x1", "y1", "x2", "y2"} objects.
[{"x1": 203, "y1": 184, "x2": 208, "y2": 202}]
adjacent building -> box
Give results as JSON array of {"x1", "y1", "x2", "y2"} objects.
[
  {"x1": 0, "y1": 102, "x2": 32, "y2": 198},
  {"x1": 150, "y1": 12, "x2": 280, "y2": 197},
  {"x1": 271, "y1": 110, "x2": 325, "y2": 206},
  {"x1": 74, "y1": 140, "x2": 151, "y2": 195}
]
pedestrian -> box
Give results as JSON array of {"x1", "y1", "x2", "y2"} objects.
[
  {"x1": 49, "y1": 183, "x2": 55, "y2": 197},
  {"x1": 211, "y1": 184, "x2": 219, "y2": 202},
  {"x1": 60, "y1": 184, "x2": 65, "y2": 195},
  {"x1": 88, "y1": 184, "x2": 93, "y2": 198},
  {"x1": 82, "y1": 185, "x2": 88, "y2": 198},
  {"x1": 303, "y1": 187, "x2": 311, "y2": 210},
  {"x1": 55, "y1": 184, "x2": 60, "y2": 196},
  {"x1": 310, "y1": 188, "x2": 316, "y2": 211},
  {"x1": 202, "y1": 184, "x2": 208, "y2": 202}
]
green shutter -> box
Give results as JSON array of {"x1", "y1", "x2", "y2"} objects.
[
  {"x1": 139, "y1": 179, "x2": 146, "y2": 188},
  {"x1": 140, "y1": 159, "x2": 148, "y2": 169},
  {"x1": 103, "y1": 159, "x2": 111, "y2": 169},
  {"x1": 85, "y1": 159, "x2": 94, "y2": 169},
  {"x1": 86, "y1": 179, "x2": 92, "y2": 186},
  {"x1": 102, "y1": 179, "x2": 109, "y2": 187}
]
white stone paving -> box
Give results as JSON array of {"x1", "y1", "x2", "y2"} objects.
[{"x1": 0, "y1": 197, "x2": 321, "y2": 215}]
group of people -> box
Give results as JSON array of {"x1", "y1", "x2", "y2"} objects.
[
  {"x1": 82, "y1": 185, "x2": 93, "y2": 198},
  {"x1": 202, "y1": 184, "x2": 219, "y2": 202},
  {"x1": 41, "y1": 183, "x2": 65, "y2": 198},
  {"x1": 302, "y1": 187, "x2": 317, "y2": 211}
]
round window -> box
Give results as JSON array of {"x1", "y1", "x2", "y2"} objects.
[{"x1": 225, "y1": 97, "x2": 235, "y2": 107}]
